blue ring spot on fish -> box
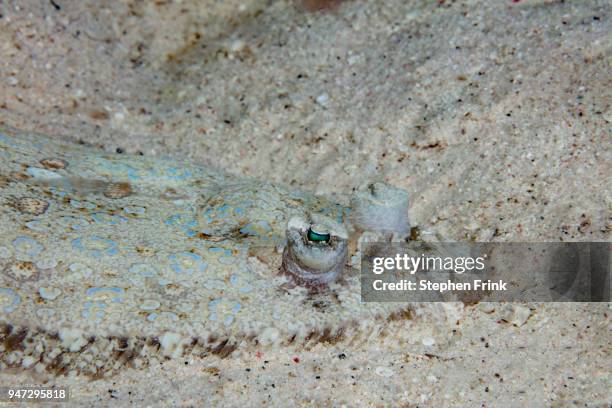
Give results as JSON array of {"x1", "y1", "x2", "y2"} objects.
[
  {"x1": 0, "y1": 288, "x2": 21, "y2": 313},
  {"x1": 168, "y1": 252, "x2": 207, "y2": 274},
  {"x1": 11, "y1": 236, "x2": 44, "y2": 258},
  {"x1": 72, "y1": 236, "x2": 119, "y2": 258}
]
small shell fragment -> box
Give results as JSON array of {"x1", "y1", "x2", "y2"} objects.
[{"x1": 40, "y1": 158, "x2": 68, "y2": 170}]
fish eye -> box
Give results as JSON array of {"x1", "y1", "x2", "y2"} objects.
[
  {"x1": 307, "y1": 225, "x2": 331, "y2": 243},
  {"x1": 281, "y1": 214, "x2": 348, "y2": 288}
]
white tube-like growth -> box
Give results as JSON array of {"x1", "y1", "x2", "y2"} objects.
[{"x1": 350, "y1": 182, "x2": 410, "y2": 236}]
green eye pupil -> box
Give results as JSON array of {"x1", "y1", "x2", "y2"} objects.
[{"x1": 307, "y1": 228, "x2": 330, "y2": 243}]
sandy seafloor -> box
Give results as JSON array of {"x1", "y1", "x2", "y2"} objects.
[{"x1": 0, "y1": 0, "x2": 610, "y2": 406}]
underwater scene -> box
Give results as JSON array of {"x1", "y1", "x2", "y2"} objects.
[{"x1": 0, "y1": 0, "x2": 610, "y2": 407}]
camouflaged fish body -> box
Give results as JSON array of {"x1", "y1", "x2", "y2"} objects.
[{"x1": 0, "y1": 127, "x2": 408, "y2": 375}]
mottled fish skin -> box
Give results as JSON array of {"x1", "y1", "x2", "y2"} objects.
[
  {"x1": 0, "y1": 125, "x2": 356, "y2": 331},
  {"x1": 0, "y1": 127, "x2": 409, "y2": 375}
]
